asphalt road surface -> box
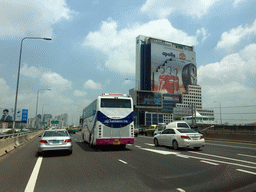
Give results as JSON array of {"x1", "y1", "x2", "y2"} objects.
[{"x1": 0, "y1": 132, "x2": 255, "y2": 192}]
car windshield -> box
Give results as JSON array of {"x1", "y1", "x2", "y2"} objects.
[
  {"x1": 177, "y1": 123, "x2": 190, "y2": 128},
  {"x1": 177, "y1": 129, "x2": 197, "y2": 133},
  {"x1": 43, "y1": 131, "x2": 68, "y2": 137}
]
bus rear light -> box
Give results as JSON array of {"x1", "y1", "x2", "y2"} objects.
[{"x1": 131, "y1": 125, "x2": 133, "y2": 128}]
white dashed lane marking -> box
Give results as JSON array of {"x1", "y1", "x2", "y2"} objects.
[{"x1": 25, "y1": 157, "x2": 43, "y2": 192}]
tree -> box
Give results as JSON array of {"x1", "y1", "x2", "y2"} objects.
[{"x1": 175, "y1": 116, "x2": 182, "y2": 120}]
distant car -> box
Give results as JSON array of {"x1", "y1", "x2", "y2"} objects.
[
  {"x1": 166, "y1": 121, "x2": 191, "y2": 129},
  {"x1": 38, "y1": 129, "x2": 72, "y2": 155},
  {"x1": 134, "y1": 128, "x2": 143, "y2": 137},
  {"x1": 153, "y1": 127, "x2": 165, "y2": 136},
  {"x1": 153, "y1": 128, "x2": 205, "y2": 150},
  {"x1": 134, "y1": 128, "x2": 139, "y2": 137}
]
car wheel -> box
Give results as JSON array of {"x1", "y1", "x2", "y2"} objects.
[
  {"x1": 154, "y1": 138, "x2": 159, "y2": 147},
  {"x1": 69, "y1": 150, "x2": 73, "y2": 155},
  {"x1": 194, "y1": 147, "x2": 200, "y2": 151},
  {"x1": 172, "y1": 140, "x2": 179, "y2": 150}
]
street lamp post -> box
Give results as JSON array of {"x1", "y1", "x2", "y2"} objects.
[
  {"x1": 214, "y1": 101, "x2": 222, "y2": 125},
  {"x1": 12, "y1": 37, "x2": 51, "y2": 133},
  {"x1": 41, "y1": 104, "x2": 49, "y2": 129},
  {"x1": 35, "y1": 89, "x2": 51, "y2": 129},
  {"x1": 125, "y1": 77, "x2": 139, "y2": 127}
]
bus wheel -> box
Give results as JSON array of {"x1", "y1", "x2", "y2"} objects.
[{"x1": 120, "y1": 144, "x2": 126, "y2": 149}]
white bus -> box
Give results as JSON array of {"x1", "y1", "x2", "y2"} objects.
[{"x1": 81, "y1": 93, "x2": 134, "y2": 148}]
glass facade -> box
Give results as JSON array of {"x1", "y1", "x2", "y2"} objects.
[{"x1": 145, "y1": 112, "x2": 164, "y2": 125}]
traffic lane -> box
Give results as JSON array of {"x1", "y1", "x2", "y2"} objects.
[
  {"x1": 135, "y1": 136, "x2": 256, "y2": 175},
  {"x1": 35, "y1": 135, "x2": 164, "y2": 192},
  {"x1": 95, "y1": 142, "x2": 240, "y2": 192},
  {"x1": 0, "y1": 135, "x2": 40, "y2": 192},
  {"x1": 204, "y1": 140, "x2": 256, "y2": 161},
  {"x1": 35, "y1": 132, "x2": 212, "y2": 192},
  {"x1": 129, "y1": 136, "x2": 256, "y2": 191},
  {"x1": 136, "y1": 135, "x2": 256, "y2": 165},
  {"x1": 34, "y1": 133, "x2": 256, "y2": 192}
]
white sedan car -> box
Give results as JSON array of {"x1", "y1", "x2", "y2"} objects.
[{"x1": 153, "y1": 128, "x2": 205, "y2": 150}]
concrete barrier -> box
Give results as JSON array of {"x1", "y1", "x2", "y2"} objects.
[
  {"x1": 203, "y1": 131, "x2": 256, "y2": 144},
  {"x1": 0, "y1": 130, "x2": 44, "y2": 157}
]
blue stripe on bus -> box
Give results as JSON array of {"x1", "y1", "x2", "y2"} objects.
[{"x1": 97, "y1": 111, "x2": 134, "y2": 128}]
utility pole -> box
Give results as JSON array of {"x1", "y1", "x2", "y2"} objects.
[
  {"x1": 191, "y1": 104, "x2": 194, "y2": 125},
  {"x1": 194, "y1": 103, "x2": 196, "y2": 125}
]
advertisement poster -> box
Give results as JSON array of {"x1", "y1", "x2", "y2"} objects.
[
  {"x1": 0, "y1": 108, "x2": 28, "y2": 122},
  {"x1": 136, "y1": 90, "x2": 162, "y2": 108},
  {"x1": 150, "y1": 43, "x2": 197, "y2": 95}
]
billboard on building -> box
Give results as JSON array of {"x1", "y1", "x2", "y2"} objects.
[
  {"x1": 136, "y1": 90, "x2": 162, "y2": 108},
  {"x1": 150, "y1": 41, "x2": 197, "y2": 95},
  {"x1": 0, "y1": 108, "x2": 28, "y2": 122}
]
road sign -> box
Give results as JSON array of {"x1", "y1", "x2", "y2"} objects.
[
  {"x1": 39, "y1": 122, "x2": 47, "y2": 124},
  {"x1": 51, "y1": 120, "x2": 59, "y2": 124}
]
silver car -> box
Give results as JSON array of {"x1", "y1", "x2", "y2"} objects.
[{"x1": 38, "y1": 129, "x2": 72, "y2": 155}]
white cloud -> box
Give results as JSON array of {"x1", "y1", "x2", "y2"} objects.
[
  {"x1": 233, "y1": 0, "x2": 244, "y2": 7},
  {"x1": 198, "y1": 43, "x2": 256, "y2": 94},
  {"x1": 0, "y1": 77, "x2": 75, "y2": 122},
  {"x1": 41, "y1": 72, "x2": 72, "y2": 90},
  {"x1": 83, "y1": 18, "x2": 203, "y2": 75},
  {"x1": 124, "y1": 80, "x2": 131, "y2": 85},
  {"x1": 0, "y1": 0, "x2": 77, "y2": 38},
  {"x1": 84, "y1": 79, "x2": 102, "y2": 89},
  {"x1": 198, "y1": 44, "x2": 256, "y2": 124},
  {"x1": 140, "y1": 0, "x2": 220, "y2": 19},
  {"x1": 0, "y1": 78, "x2": 10, "y2": 96},
  {"x1": 216, "y1": 19, "x2": 256, "y2": 49},
  {"x1": 196, "y1": 28, "x2": 209, "y2": 43},
  {"x1": 20, "y1": 63, "x2": 41, "y2": 78},
  {"x1": 74, "y1": 90, "x2": 87, "y2": 97}
]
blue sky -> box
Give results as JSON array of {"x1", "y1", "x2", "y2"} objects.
[{"x1": 0, "y1": 0, "x2": 256, "y2": 125}]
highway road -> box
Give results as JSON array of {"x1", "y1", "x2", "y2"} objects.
[{"x1": 0, "y1": 132, "x2": 255, "y2": 192}]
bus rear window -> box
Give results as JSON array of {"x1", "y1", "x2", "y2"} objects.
[{"x1": 101, "y1": 99, "x2": 131, "y2": 108}]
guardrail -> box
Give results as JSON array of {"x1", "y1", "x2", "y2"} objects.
[
  {"x1": 0, "y1": 130, "x2": 44, "y2": 156},
  {"x1": 0, "y1": 131, "x2": 33, "y2": 139}
]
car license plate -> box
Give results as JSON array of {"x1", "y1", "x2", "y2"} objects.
[
  {"x1": 113, "y1": 140, "x2": 120, "y2": 145},
  {"x1": 52, "y1": 140, "x2": 59, "y2": 144}
]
